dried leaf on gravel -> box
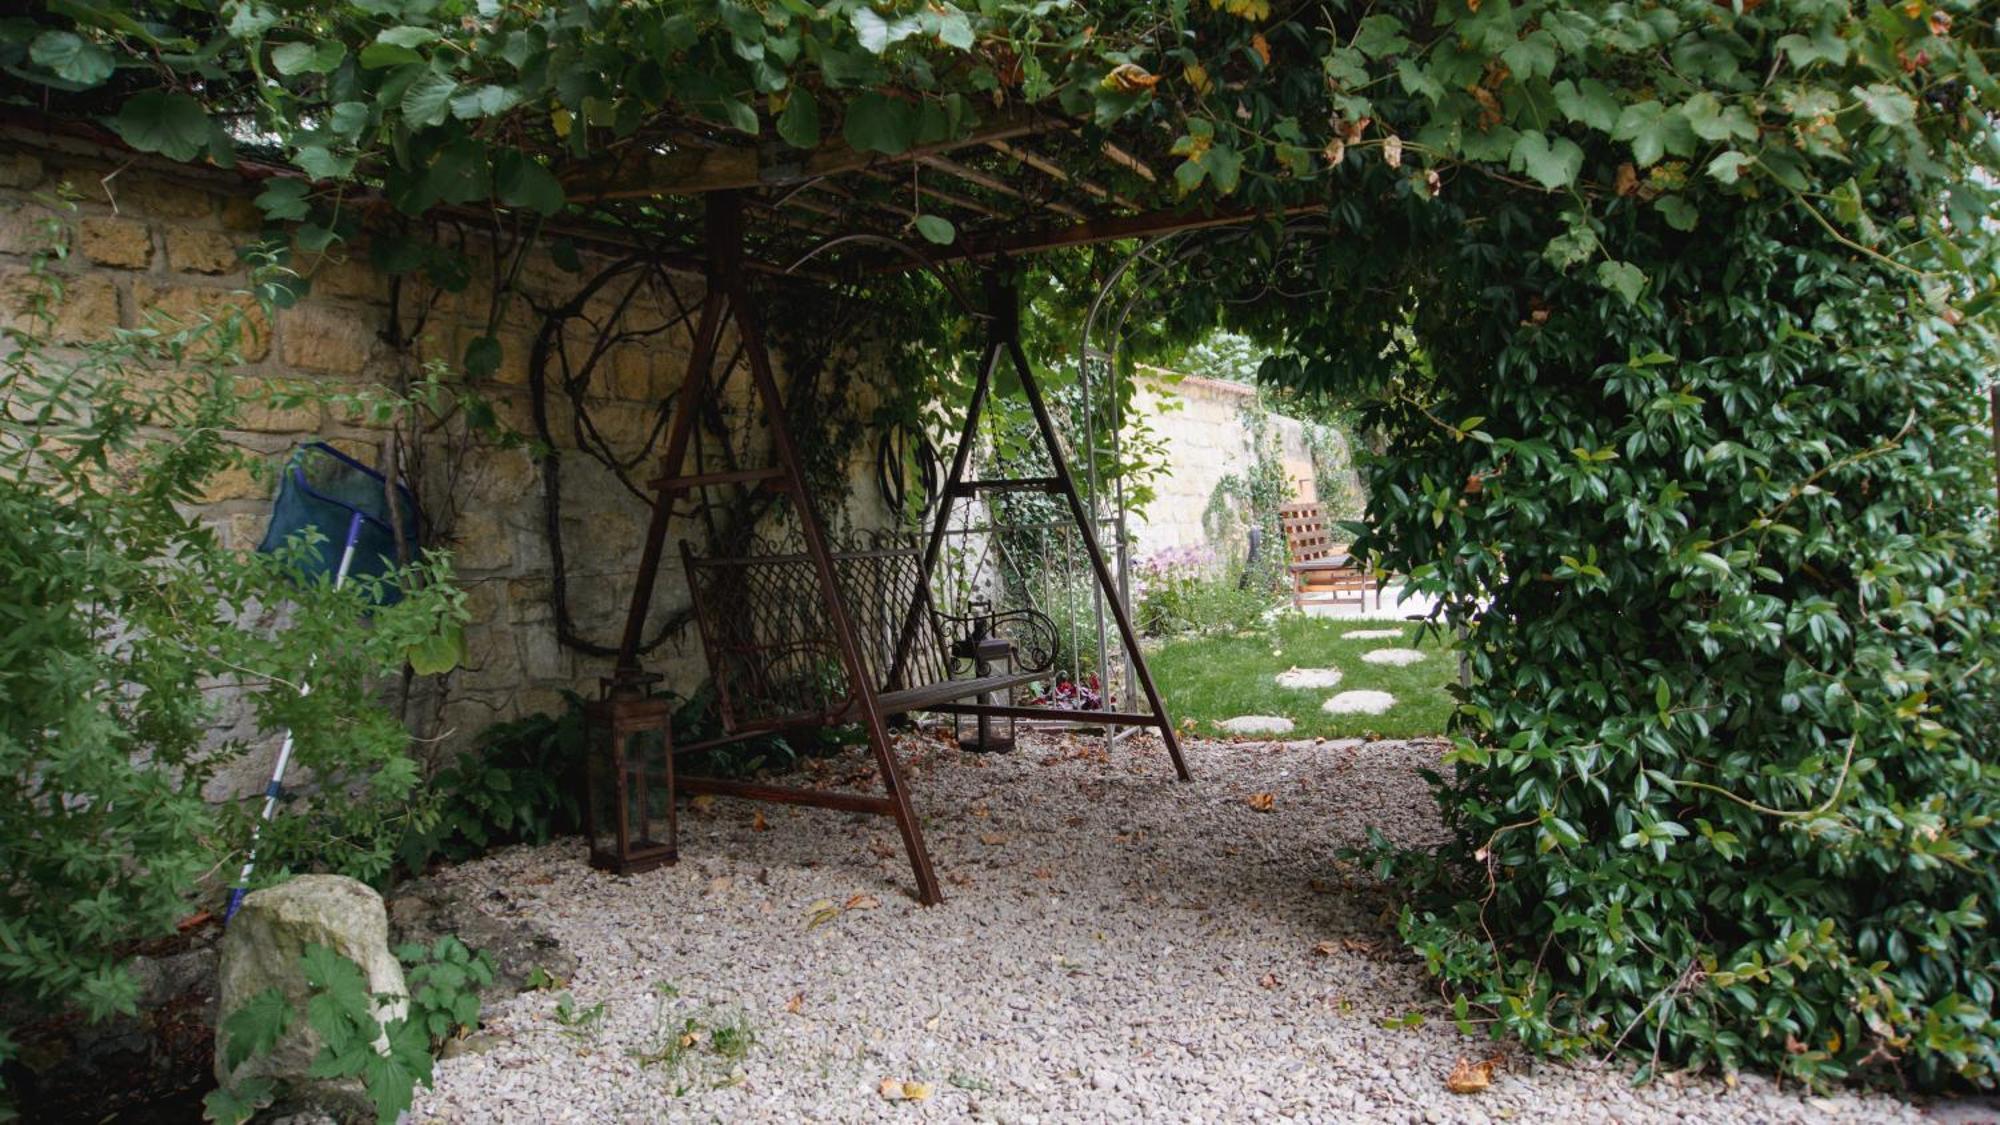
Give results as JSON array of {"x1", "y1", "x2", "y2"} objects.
[
  {"x1": 706, "y1": 876, "x2": 734, "y2": 896},
  {"x1": 751, "y1": 810, "x2": 769, "y2": 832},
  {"x1": 786, "y1": 992, "x2": 805, "y2": 1014},
  {"x1": 688, "y1": 794, "x2": 716, "y2": 814},
  {"x1": 1258, "y1": 972, "x2": 1281, "y2": 989},
  {"x1": 878, "y1": 1077, "x2": 930, "y2": 1101},
  {"x1": 1312, "y1": 940, "x2": 1339, "y2": 956},
  {"x1": 979, "y1": 832, "x2": 1008, "y2": 846},
  {"x1": 1447, "y1": 1056, "x2": 1496, "y2": 1094},
  {"x1": 806, "y1": 899, "x2": 841, "y2": 929},
  {"x1": 845, "y1": 893, "x2": 881, "y2": 911},
  {"x1": 1247, "y1": 792, "x2": 1276, "y2": 812}
]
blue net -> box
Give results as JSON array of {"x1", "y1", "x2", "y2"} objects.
[{"x1": 256, "y1": 443, "x2": 419, "y2": 598}]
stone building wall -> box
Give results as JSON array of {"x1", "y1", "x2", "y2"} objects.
[
  {"x1": 1124, "y1": 369, "x2": 1336, "y2": 564},
  {"x1": 0, "y1": 127, "x2": 897, "y2": 791}
]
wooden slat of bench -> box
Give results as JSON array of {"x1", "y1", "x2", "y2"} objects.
[{"x1": 872, "y1": 669, "x2": 1043, "y2": 716}]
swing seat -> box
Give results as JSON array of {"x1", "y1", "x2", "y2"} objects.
[{"x1": 680, "y1": 537, "x2": 1059, "y2": 734}]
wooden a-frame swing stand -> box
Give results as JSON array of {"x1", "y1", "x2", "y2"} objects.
[{"x1": 609, "y1": 192, "x2": 1189, "y2": 905}]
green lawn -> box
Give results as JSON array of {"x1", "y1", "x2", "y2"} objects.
[{"x1": 1145, "y1": 615, "x2": 1456, "y2": 740}]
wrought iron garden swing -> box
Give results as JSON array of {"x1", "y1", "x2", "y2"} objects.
[{"x1": 600, "y1": 190, "x2": 1190, "y2": 905}]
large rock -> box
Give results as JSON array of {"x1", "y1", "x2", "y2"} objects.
[{"x1": 214, "y1": 875, "x2": 408, "y2": 1111}]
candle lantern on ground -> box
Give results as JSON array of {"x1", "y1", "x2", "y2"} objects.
[
  {"x1": 582, "y1": 678, "x2": 677, "y2": 874},
  {"x1": 952, "y1": 601, "x2": 1017, "y2": 753}
]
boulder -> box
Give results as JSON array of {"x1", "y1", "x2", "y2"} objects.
[{"x1": 214, "y1": 875, "x2": 407, "y2": 1115}]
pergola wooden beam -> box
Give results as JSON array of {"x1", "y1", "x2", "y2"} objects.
[
  {"x1": 1098, "y1": 139, "x2": 1157, "y2": 183},
  {"x1": 915, "y1": 153, "x2": 1087, "y2": 221},
  {"x1": 568, "y1": 107, "x2": 1060, "y2": 202},
  {"x1": 904, "y1": 201, "x2": 1325, "y2": 268},
  {"x1": 986, "y1": 140, "x2": 1141, "y2": 211},
  {"x1": 857, "y1": 168, "x2": 1006, "y2": 219}
]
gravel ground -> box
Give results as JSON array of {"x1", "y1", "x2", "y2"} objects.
[{"x1": 412, "y1": 730, "x2": 1930, "y2": 1125}]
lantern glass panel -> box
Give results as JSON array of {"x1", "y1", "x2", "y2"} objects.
[
  {"x1": 621, "y1": 725, "x2": 674, "y2": 856},
  {"x1": 584, "y1": 705, "x2": 619, "y2": 863}
]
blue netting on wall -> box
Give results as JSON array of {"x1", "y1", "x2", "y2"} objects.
[{"x1": 256, "y1": 442, "x2": 419, "y2": 598}]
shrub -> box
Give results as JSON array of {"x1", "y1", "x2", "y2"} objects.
[
  {"x1": 0, "y1": 203, "x2": 464, "y2": 1066},
  {"x1": 1353, "y1": 197, "x2": 2000, "y2": 1088},
  {"x1": 1134, "y1": 545, "x2": 1273, "y2": 637}
]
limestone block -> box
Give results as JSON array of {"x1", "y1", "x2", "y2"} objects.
[
  {"x1": 517, "y1": 625, "x2": 571, "y2": 682},
  {"x1": 220, "y1": 196, "x2": 263, "y2": 232},
  {"x1": 308, "y1": 254, "x2": 386, "y2": 303},
  {"x1": 0, "y1": 150, "x2": 43, "y2": 189},
  {"x1": 489, "y1": 331, "x2": 531, "y2": 387},
  {"x1": 134, "y1": 281, "x2": 271, "y2": 361},
  {"x1": 214, "y1": 875, "x2": 408, "y2": 1091},
  {"x1": 506, "y1": 578, "x2": 554, "y2": 624},
  {"x1": 0, "y1": 202, "x2": 64, "y2": 256},
  {"x1": 80, "y1": 216, "x2": 153, "y2": 269},
  {"x1": 165, "y1": 225, "x2": 240, "y2": 274},
  {"x1": 201, "y1": 459, "x2": 273, "y2": 504},
  {"x1": 2, "y1": 266, "x2": 120, "y2": 343},
  {"x1": 452, "y1": 510, "x2": 514, "y2": 572},
  {"x1": 279, "y1": 304, "x2": 378, "y2": 375},
  {"x1": 610, "y1": 345, "x2": 652, "y2": 400},
  {"x1": 126, "y1": 175, "x2": 215, "y2": 221},
  {"x1": 472, "y1": 447, "x2": 537, "y2": 502}
]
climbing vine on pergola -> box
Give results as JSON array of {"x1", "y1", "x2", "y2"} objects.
[{"x1": 10, "y1": 0, "x2": 2000, "y2": 1092}]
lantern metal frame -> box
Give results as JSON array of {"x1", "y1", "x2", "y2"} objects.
[{"x1": 581, "y1": 677, "x2": 678, "y2": 876}]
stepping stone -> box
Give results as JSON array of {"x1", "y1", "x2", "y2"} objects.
[
  {"x1": 1361, "y1": 647, "x2": 1428, "y2": 666},
  {"x1": 1274, "y1": 667, "x2": 1343, "y2": 690},
  {"x1": 1342, "y1": 629, "x2": 1404, "y2": 640},
  {"x1": 1217, "y1": 715, "x2": 1296, "y2": 735},
  {"x1": 1322, "y1": 691, "x2": 1396, "y2": 715}
]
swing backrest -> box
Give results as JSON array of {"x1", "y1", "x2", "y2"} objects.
[{"x1": 681, "y1": 537, "x2": 956, "y2": 731}]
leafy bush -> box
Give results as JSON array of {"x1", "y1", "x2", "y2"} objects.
[
  {"x1": 1350, "y1": 194, "x2": 2000, "y2": 1089},
  {"x1": 396, "y1": 700, "x2": 587, "y2": 872},
  {"x1": 0, "y1": 205, "x2": 464, "y2": 1066},
  {"x1": 1134, "y1": 546, "x2": 1273, "y2": 637}
]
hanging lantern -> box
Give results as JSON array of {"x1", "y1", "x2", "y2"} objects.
[
  {"x1": 952, "y1": 601, "x2": 1017, "y2": 753},
  {"x1": 581, "y1": 679, "x2": 677, "y2": 875}
]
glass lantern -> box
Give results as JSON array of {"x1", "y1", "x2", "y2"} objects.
[
  {"x1": 952, "y1": 604, "x2": 1017, "y2": 753},
  {"x1": 582, "y1": 681, "x2": 677, "y2": 875}
]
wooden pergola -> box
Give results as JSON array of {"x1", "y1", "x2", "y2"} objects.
[
  {"x1": 565, "y1": 108, "x2": 1300, "y2": 902},
  {"x1": 553, "y1": 106, "x2": 1301, "y2": 274}
]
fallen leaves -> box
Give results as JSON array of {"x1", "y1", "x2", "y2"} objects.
[
  {"x1": 1258, "y1": 972, "x2": 1281, "y2": 990},
  {"x1": 688, "y1": 794, "x2": 716, "y2": 815},
  {"x1": 785, "y1": 992, "x2": 805, "y2": 1015},
  {"x1": 979, "y1": 831, "x2": 1009, "y2": 846},
  {"x1": 1247, "y1": 792, "x2": 1276, "y2": 812},
  {"x1": 750, "y1": 810, "x2": 769, "y2": 832},
  {"x1": 878, "y1": 1077, "x2": 932, "y2": 1102},
  {"x1": 808, "y1": 893, "x2": 881, "y2": 928},
  {"x1": 1446, "y1": 1055, "x2": 1500, "y2": 1094}
]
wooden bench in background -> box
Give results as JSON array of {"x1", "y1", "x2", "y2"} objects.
[{"x1": 1278, "y1": 501, "x2": 1375, "y2": 612}]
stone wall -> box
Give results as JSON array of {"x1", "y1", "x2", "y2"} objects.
[
  {"x1": 1124, "y1": 369, "x2": 1342, "y2": 564},
  {"x1": 0, "y1": 127, "x2": 896, "y2": 792}
]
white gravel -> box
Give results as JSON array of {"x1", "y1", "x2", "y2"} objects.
[
  {"x1": 1361, "y1": 648, "x2": 1428, "y2": 667},
  {"x1": 412, "y1": 731, "x2": 1923, "y2": 1125},
  {"x1": 1217, "y1": 715, "x2": 1296, "y2": 735},
  {"x1": 1341, "y1": 629, "x2": 1406, "y2": 641},
  {"x1": 1323, "y1": 690, "x2": 1398, "y2": 715},
  {"x1": 1274, "y1": 667, "x2": 1344, "y2": 690}
]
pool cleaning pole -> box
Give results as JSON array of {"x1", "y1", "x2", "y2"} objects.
[{"x1": 223, "y1": 510, "x2": 365, "y2": 923}]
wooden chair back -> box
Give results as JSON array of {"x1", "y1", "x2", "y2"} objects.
[{"x1": 1279, "y1": 501, "x2": 1341, "y2": 563}]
